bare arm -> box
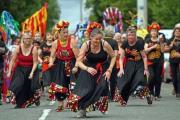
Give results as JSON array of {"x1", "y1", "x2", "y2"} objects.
[
  {"x1": 144, "y1": 43, "x2": 156, "y2": 54},
  {"x1": 49, "y1": 40, "x2": 57, "y2": 67},
  {"x1": 8, "y1": 46, "x2": 19, "y2": 75},
  {"x1": 38, "y1": 49, "x2": 43, "y2": 64},
  {"x1": 76, "y1": 41, "x2": 89, "y2": 70},
  {"x1": 119, "y1": 47, "x2": 125, "y2": 70},
  {"x1": 30, "y1": 46, "x2": 38, "y2": 75},
  {"x1": 103, "y1": 40, "x2": 116, "y2": 72},
  {"x1": 71, "y1": 35, "x2": 79, "y2": 58},
  {"x1": 140, "y1": 50, "x2": 148, "y2": 71}
]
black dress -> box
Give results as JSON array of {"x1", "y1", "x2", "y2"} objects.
[
  {"x1": 67, "y1": 41, "x2": 109, "y2": 113},
  {"x1": 117, "y1": 39, "x2": 151, "y2": 104}
]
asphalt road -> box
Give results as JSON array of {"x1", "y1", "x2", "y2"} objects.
[{"x1": 0, "y1": 83, "x2": 180, "y2": 120}]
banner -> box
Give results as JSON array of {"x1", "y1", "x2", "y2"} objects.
[{"x1": 22, "y1": 3, "x2": 48, "y2": 38}]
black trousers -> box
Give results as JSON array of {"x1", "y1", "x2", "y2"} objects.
[
  {"x1": 118, "y1": 61, "x2": 146, "y2": 102},
  {"x1": 148, "y1": 61, "x2": 163, "y2": 97},
  {"x1": 170, "y1": 62, "x2": 180, "y2": 94},
  {"x1": 109, "y1": 67, "x2": 118, "y2": 100}
]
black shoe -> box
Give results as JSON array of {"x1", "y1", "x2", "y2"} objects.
[
  {"x1": 35, "y1": 100, "x2": 40, "y2": 106},
  {"x1": 146, "y1": 96, "x2": 153, "y2": 105},
  {"x1": 14, "y1": 106, "x2": 21, "y2": 109},
  {"x1": 176, "y1": 94, "x2": 180, "y2": 98}
]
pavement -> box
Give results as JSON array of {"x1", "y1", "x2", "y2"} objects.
[{"x1": 0, "y1": 83, "x2": 180, "y2": 120}]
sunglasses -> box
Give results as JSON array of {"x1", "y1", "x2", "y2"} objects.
[{"x1": 126, "y1": 26, "x2": 137, "y2": 32}]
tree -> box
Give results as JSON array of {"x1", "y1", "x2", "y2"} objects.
[
  {"x1": 148, "y1": 0, "x2": 180, "y2": 28},
  {"x1": 0, "y1": 0, "x2": 60, "y2": 31},
  {"x1": 86, "y1": 0, "x2": 180, "y2": 29}
]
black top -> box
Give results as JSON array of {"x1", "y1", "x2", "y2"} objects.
[
  {"x1": 121, "y1": 38, "x2": 144, "y2": 61},
  {"x1": 105, "y1": 38, "x2": 118, "y2": 51},
  {"x1": 145, "y1": 38, "x2": 163, "y2": 63},
  {"x1": 40, "y1": 42, "x2": 52, "y2": 63},
  {"x1": 167, "y1": 38, "x2": 180, "y2": 63},
  {"x1": 86, "y1": 41, "x2": 108, "y2": 64}
]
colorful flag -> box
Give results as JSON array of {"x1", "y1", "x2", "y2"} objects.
[
  {"x1": 22, "y1": 3, "x2": 48, "y2": 38},
  {"x1": 0, "y1": 11, "x2": 20, "y2": 42}
]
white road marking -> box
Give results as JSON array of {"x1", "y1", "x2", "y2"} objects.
[
  {"x1": 38, "y1": 109, "x2": 51, "y2": 120},
  {"x1": 38, "y1": 101, "x2": 55, "y2": 120},
  {"x1": 49, "y1": 101, "x2": 55, "y2": 106}
]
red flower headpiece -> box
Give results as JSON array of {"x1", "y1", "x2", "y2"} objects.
[
  {"x1": 56, "y1": 20, "x2": 69, "y2": 31},
  {"x1": 86, "y1": 22, "x2": 102, "y2": 35},
  {"x1": 148, "y1": 22, "x2": 160, "y2": 31}
]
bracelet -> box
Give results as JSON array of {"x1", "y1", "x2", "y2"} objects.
[{"x1": 74, "y1": 66, "x2": 78, "y2": 68}]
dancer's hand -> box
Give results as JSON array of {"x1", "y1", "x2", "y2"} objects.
[
  {"x1": 104, "y1": 69, "x2": 111, "y2": 81},
  {"x1": 86, "y1": 67, "x2": 97, "y2": 76},
  {"x1": 7, "y1": 71, "x2": 11, "y2": 78},
  {"x1": 152, "y1": 44, "x2": 158, "y2": 49},
  {"x1": 117, "y1": 69, "x2": 124, "y2": 77},
  {"x1": 28, "y1": 72, "x2": 33, "y2": 79},
  {"x1": 72, "y1": 66, "x2": 78, "y2": 74},
  {"x1": 144, "y1": 69, "x2": 149, "y2": 77},
  {"x1": 48, "y1": 62, "x2": 54, "y2": 68}
]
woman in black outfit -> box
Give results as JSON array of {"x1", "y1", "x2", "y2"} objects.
[
  {"x1": 117, "y1": 26, "x2": 152, "y2": 106},
  {"x1": 166, "y1": 23, "x2": 180, "y2": 98},
  {"x1": 144, "y1": 22, "x2": 166, "y2": 100},
  {"x1": 67, "y1": 22, "x2": 116, "y2": 118}
]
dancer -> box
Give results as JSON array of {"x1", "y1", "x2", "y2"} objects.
[
  {"x1": 144, "y1": 22, "x2": 166, "y2": 100},
  {"x1": 8, "y1": 30, "x2": 40, "y2": 108},
  {"x1": 67, "y1": 22, "x2": 116, "y2": 118},
  {"x1": 166, "y1": 23, "x2": 180, "y2": 98},
  {"x1": 48, "y1": 21, "x2": 79, "y2": 112},
  {"x1": 117, "y1": 26, "x2": 152, "y2": 106}
]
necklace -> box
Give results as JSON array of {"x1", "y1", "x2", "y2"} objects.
[{"x1": 60, "y1": 39, "x2": 67, "y2": 46}]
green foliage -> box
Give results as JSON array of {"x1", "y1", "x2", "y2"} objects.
[
  {"x1": 86, "y1": 0, "x2": 180, "y2": 29},
  {"x1": 0, "y1": 0, "x2": 60, "y2": 31},
  {"x1": 148, "y1": 0, "x2": 180, "y2": 28}
]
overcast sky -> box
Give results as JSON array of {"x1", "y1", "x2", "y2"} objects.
[{"x1": 58, "y1": 0, "x2": 89, "y2": 32}]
